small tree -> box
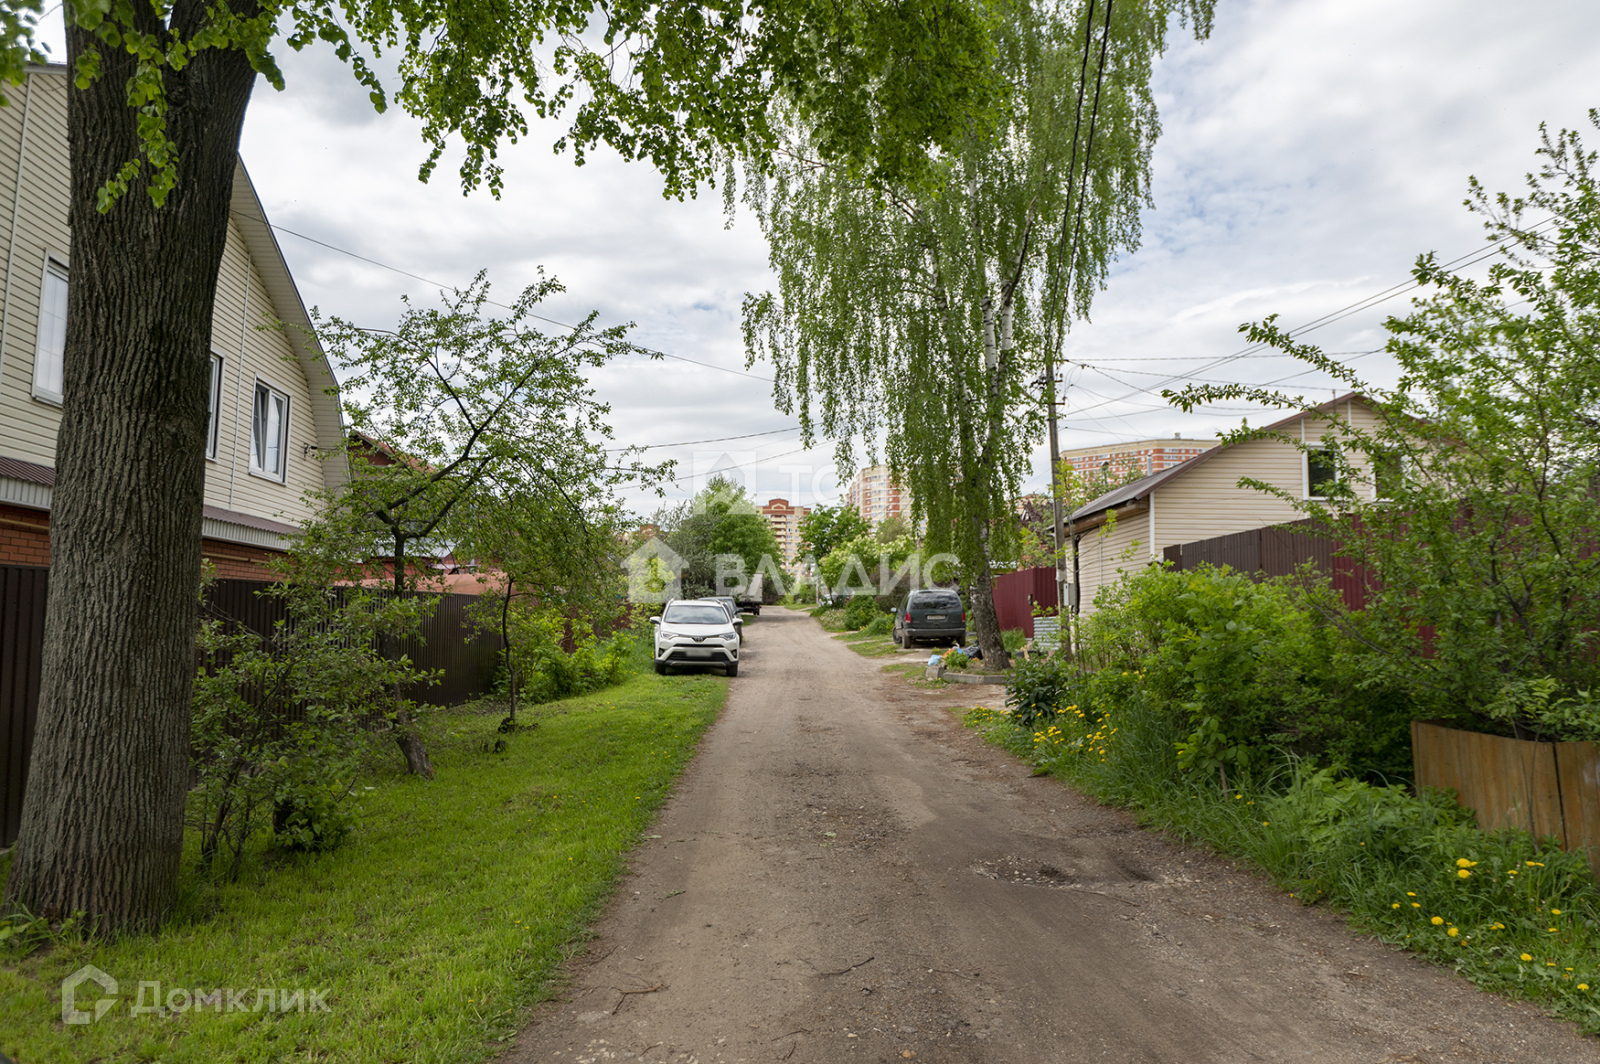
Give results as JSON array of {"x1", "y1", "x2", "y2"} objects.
[
  {"x1": 191, "y1": 565, "x2": 433, "y2": 881},
  {"x1": 1168, "y1": 115, "x2": 1600, "y2": 737},
  {"x1": 313, "y1": 273, "x2": 650, "y2": 774}
]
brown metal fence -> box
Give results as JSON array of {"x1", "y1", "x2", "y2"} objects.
[
  {"x1": 1412, "y1": 721, "x2": 1600, "y2": 880},
  {"x1": 0, "y1": 566, "x2": 503, "y2": 848},
  {"x1": 992, "y1": 566, "x2": 1058, "y2": 638},
  {"x1": 0, "y1": 566, "x2": 46, "y2": 854},
  {"x1": 1162, "y1": 519, "x2": 1372, "y2": 611}
]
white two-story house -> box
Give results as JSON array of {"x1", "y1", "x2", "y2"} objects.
[{"x1": 0, "y1": 64, "x2": 346, "y2": 578}]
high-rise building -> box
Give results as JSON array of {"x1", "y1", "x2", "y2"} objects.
[
  {"x1": 844, "y1": 465, "x2": 912, "y2": 527},
  {"x1": 1060, "y1": 436, "x2": 1219, "y2": 482},
  {"x1": 759, "y1": 498, "x2": 811, "y2": 563}
]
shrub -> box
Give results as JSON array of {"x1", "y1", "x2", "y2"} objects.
[
  {"x1": 192, "y1": 581, "x2": 429, "y2": 878},
  {"x1": 860, "y1": 613, "x2": 894, "y2": 636},
  {"x1": 843, "y1": 594, "x2": 879, "y2": 630}
]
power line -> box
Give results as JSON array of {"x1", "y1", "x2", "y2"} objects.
[
  {"x1": 233, "y1": 210, "x2": 775, "y2": 383},
  {"x1": 1062, "y1": 217, "x2": 1558, "y2": 419},
  {"x1": 662, "y1": 444, "x2": 824, "y2": 487},
  {"x1": 606, "y1": 425, "x2": 801, "y2": 452}
]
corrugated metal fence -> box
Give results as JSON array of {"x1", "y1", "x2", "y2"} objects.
[
  {"x1": 1413, "y1": 721, "x2": 1600, "y2": 880},
  {"x1": 0, "y1": 566, "x2": 503, "y2": 848},
  {"x1": 992, "y1": 566, "x2": 1058, "y2": 638},
  {"x1": 1162, "y1": 518, "x2": 1373, "y2": 611}
]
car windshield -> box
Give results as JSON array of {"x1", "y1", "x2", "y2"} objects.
[
  {"x1": 662, "y1": 604, "x2": 730, "y2": 625},
  {"x1": 910, "y1": 592, "x2": 960, "y2": 608}
]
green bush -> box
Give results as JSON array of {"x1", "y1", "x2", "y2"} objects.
[
  {"x1": 843, "y1": 594, "x2": 879, "y2": 630},
  {"x1": 860, "y1": 613, "x2": 894, "y2": 636}
]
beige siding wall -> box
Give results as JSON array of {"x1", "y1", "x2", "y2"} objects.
[
  {"x1": 202, "y1": 219, "x2": 324, "y2": 525},
  {"x1": 1150, "y1": 401, "x2": 1385, "y2": 550},
  {"x1": 1072, "y1": 400, "x2": 1387, "y2": 617},
  {"x1": 0, "y1": 68, "x2": 322, "y2": 527},
  {"x1": 0, "y1": 70, "x2": 69, "y2": 465},
  {"x1": 1073, "y1": 509, "x2": 1153, "y2": 616}
]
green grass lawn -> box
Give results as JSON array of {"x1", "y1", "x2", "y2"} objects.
[{"x1": 0, "y1": 670, "x2": 727, "y2": 1064}]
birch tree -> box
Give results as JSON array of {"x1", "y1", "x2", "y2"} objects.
[{"x1": 744, "y1": 0, "x2": 1213, "y2": 666}]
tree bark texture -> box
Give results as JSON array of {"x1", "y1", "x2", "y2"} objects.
[{"x1": 4, "y1": 18, "x2": 258, "y2": 931}]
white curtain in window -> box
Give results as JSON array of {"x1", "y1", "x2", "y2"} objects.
[
  {"x1": 34, "y1": 259, "x2": 68, "y2": 399},
  {"x1": 253, "y1": 383, "x2": 285, "y2": 476}
]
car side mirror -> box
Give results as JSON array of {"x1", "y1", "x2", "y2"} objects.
[{"x1": 649, "y1": 617, "x2": 660, "y2": 625}]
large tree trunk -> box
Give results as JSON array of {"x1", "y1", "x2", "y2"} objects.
[
  {"x1": 4, "y1": 19, "x2": 259, "y2": 932},
  {"x1": 967, "y1": 514, "x2": 1009, "y2": 670}
]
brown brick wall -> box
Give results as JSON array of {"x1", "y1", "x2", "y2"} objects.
[
  {"x1": 0, "y1": 504, "x2": 49, "y2": 566},
  {"x1": 200, "y1": 540, "x2": 282, "y2": 580},
  {"x1": 0, "y1": 504, "x2": 282, "y2": 577}
]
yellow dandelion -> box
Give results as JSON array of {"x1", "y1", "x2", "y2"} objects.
[
  {"x1": 1552, "y1": 909, "x2": 1562, "y2": 915},
  {"x1": 1392, "y1": 903, "x2": 1402, "y2": 909},
  {"x1": 1447, "y1": 927, "x2": 1459, "y2": 937},
  {"x1": 1492, "y1": 923, "x2": 1505, "y2": 930},
  {"x1": 1527, "y1": 861, "x2": 1545, "y2": 867},
  {"x1": 1430, "y1": 916, "x2": 1444, "y2": 926},
  {"x1": 1457, "y1": 869, "x2": 1472, "y2": 878},
  {"x1": 1455, "y1": 858, "x2": 1477, "y2": 868},
  {"x1": 1412, "y1": 903, "x2": 1421, "y2": 908},
  {"x1": 1521, "y1": 954, "x2": 1534, "y2": 962},
  {"x1": 1580, "y1": 984, "x2": 1590, "y2": 991},
  {"x1": 1407, "y1": 891, "x2": 1417, "y2": 896}
]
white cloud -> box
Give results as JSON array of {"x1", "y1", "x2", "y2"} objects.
[{"x1": 37, "y1": 0, "x2": 1599, "y2": 513}]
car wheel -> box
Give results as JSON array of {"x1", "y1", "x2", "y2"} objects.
[
  {"x1": 725, "y1": 662, "x2": 739, "y2": 677},
  {"x1": 654, "y1": 660, "x2": 667, "y2": 675},
  {"x1": 901, "y1": 630, "x2": 914, "y2": 649}
]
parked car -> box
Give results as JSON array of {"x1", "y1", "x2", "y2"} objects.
[
  {"x1": 709, "y1": 596, "x2": 745, "y2": 635},
  {"x1": 652, "y1": 599, "x2": 741, "y2": 676},
  {"x1": 892, "y1": 588, "x2": 966, "y2": 648}
]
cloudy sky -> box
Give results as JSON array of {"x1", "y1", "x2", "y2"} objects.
[{"x1": 45, "y1": 0, "x2": 1600, "y2": 515}]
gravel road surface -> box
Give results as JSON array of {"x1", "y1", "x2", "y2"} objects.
[{"x1": 503, "y1": 607, "x2": 1597, "y2": 1064}]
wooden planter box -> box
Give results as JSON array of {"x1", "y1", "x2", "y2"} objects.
[{"x1": 1412, "y1": 720, "x2": 1600, "y2": 879}]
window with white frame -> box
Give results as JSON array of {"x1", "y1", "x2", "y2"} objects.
[
  {"x1": 206, "y1": 354, "x2": 224, "y2": 459},
  {"x1": 251, "y1": 380, "x2": 289, "y2": 480},
  {"x1": 1305, "y1": 444, "x2": 1339, "y2": 499},
  {"x1": 32, "y1": 256, "x2": 68, "y2": 403}
]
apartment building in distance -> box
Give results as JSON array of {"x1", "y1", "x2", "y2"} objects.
[
  {"x1": 760, "y1": 497, "x2": 810, "y2": 564},
  {"x1": 1061, "y1": 435, "x2": 1220, "y2": 482},
  {"x1": 844, "y1": 465, "x2": 911, "y2": 527}
]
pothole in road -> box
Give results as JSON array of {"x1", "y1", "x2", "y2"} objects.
[{"x1": 972, "y1": 853, "x2": 1153, "y2": 887}]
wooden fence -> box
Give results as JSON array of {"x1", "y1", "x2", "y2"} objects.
[
  {"x1": 0, "y1": 565, "x2": 504, "y2": 849},
  {"x1": 1412, "y1": 720, "x2": 1600, "y2": 880}
]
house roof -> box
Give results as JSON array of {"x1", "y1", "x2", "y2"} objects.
[{"x1": 1069, "y1": 392, "x2": 1372, "y2": 524}]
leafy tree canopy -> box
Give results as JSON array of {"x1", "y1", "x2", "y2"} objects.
[
  {"x1": 796, "y1": 502, "x2": 872, "y2": 561},
  {"x1": 1168, "y1": 114, "x2": 1600, "y2": 738}
]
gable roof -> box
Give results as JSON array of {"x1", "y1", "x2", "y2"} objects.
[
  {"x1": 228, "y1": 159, "x2": 348, "y2": 490},
  {"x1": 1069, "y1": 392, "x2": 1373, "y2": 524},
  {"x1": 22, "y1": 66, "x2": 344, "y2": 491}
]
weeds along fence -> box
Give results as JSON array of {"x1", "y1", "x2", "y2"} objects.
[
  {"x1": 0, "y1": 565, "x2": 504, "y2": 849},
  {"x1": 1412, "y1": 721, "x2": 1600, "y2": 880}
]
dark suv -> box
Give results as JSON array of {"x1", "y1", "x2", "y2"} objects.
[{"x1": 892, "y1": 589, "x2": 966, "y2": 648}]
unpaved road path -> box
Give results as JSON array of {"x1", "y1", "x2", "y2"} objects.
[{"x1": 505, "y1": 607, "x2": 1597, "y2": 1064}]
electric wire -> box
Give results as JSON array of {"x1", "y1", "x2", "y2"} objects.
[{"x1": 232, "y1": 210, "x2": 775, "y2": 383}]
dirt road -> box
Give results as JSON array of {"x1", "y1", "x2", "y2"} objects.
[{"x1": 504, "y1": 607, "x2": 1597, "y2": 1064}]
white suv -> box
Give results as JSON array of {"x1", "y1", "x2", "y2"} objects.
[{"x1": 652, "y1": 599, "x2": 741, "y2": 677}]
